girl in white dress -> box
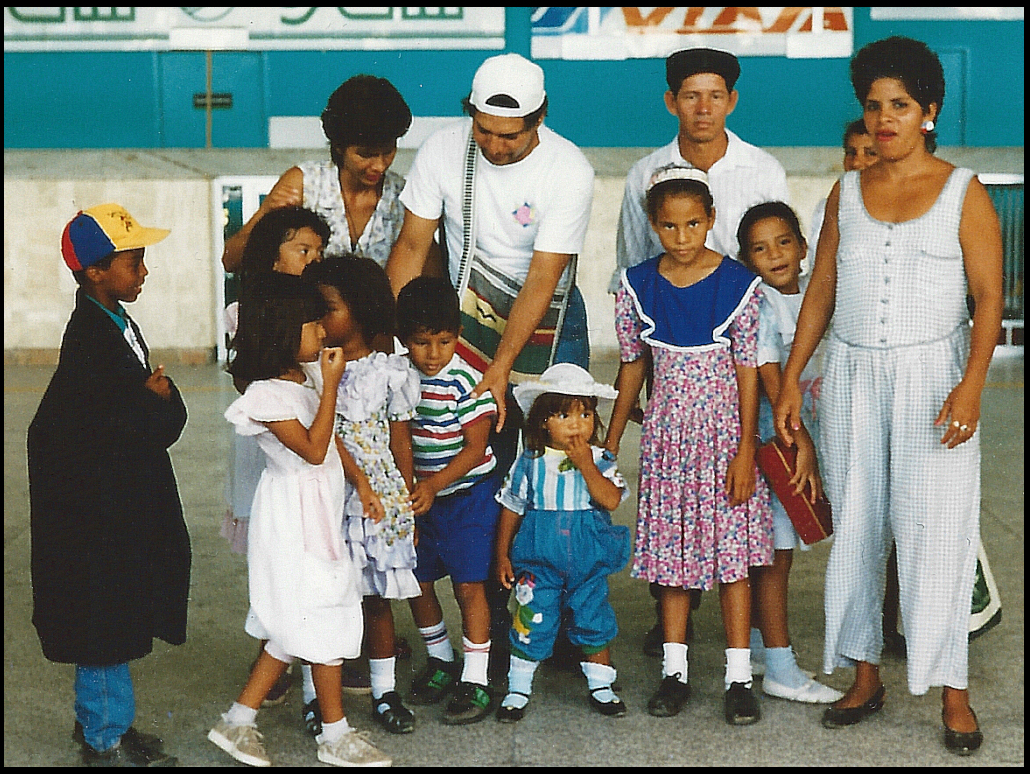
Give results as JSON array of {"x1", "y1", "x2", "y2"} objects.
[{"x1": 210, "y1": 275, "x2": 390, "y2": 768}]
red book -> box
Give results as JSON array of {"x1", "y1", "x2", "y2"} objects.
[{"x1": 757, "y1": 437, "x2": 833, "y2": 545}]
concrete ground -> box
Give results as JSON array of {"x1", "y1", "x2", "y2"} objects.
[{"x1": 4, "y1": 352, "x2": 1023, "y2": 767}]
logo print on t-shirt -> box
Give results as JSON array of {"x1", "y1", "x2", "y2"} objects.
[{"x1": 512, "y1": 203, "x2": 535, "y2": 227}]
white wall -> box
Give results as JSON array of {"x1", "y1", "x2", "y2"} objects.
[{"x1": 5, "y1": 147, "x2": 1021, "y2": 363}]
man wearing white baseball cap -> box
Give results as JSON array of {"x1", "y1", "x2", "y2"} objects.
[
  {"x1": 387, "y1": 53, "x2": 595, "y2": 426},
  {"x1": 386, "y1": 51, "x2": 595, "y2": 694}
]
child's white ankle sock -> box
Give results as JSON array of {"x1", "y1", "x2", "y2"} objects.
[
  {"x1": 581, "y1": 661, "x2": 618, "y2": 704},
  {"x1": 224, "y1": 702, "x2": 258, "y2": 727},
  {"x1": 662, "y1": 642, "x2": 689, "y2": 683},
  {"x1": 418, "y1": 621, "x2": 454, "y2": 662},
  {"x1": 725, "y1": 647, "x2": 753, "y2": 689},
  {"x1": 460, "y1": 636, "x2": 491, "y2": 686},
  {"x1": 369, "y1": 656, "x2": 396, "y2": 702},
  {"x1": 765, "y1": 646, "x2": 809, "y2": 690},
  {"x1": 502, "y1": 654, "x2": 538, "y2": 709},
  {"x1": 301, "y1": 664, "x2": 317, "y2": 704},
  {"x1": 316, "y1": 716, "x2": 352, "y2": 745}
]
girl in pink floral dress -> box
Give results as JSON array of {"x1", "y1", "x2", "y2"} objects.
[{"x1": 605, "y1": 165, "x2": 773, "y2": 726}]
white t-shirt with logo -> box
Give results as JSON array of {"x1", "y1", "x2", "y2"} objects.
[{"x1": 400, "y1": 118, "x2": 595, "y2": 285}]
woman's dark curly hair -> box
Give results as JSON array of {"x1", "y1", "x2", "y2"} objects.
[
  {"x1": 850, "y1": 36, "x2": 945, "y2": 153},
  {"x1": 303, "y1": 254, "x2": 395, "y2": 347},
  {"x1": 321, "y1": 75, "x2": 412, "y2": 167}
]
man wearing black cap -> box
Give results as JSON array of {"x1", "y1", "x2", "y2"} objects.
[
  {"x1": 609, "y1": 47, "x2": 790, "y2": 292},
  {"x1": 610, "y1": 48, "x2": 790, "y2": 673}
]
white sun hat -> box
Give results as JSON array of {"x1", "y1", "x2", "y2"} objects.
[{"x1": 512, "y1": 363, "x2": 619, "y2": 416}]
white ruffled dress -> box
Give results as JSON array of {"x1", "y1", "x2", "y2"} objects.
[
  {"x1": 334, "y1": 352, "x2": 422, "y2": 600},
  {"x1": 225, "y1": 376, "x2": 363, "y2": 664}
]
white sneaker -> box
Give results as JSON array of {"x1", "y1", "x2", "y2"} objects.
[
  {"x1": 207, "y1": 719, "x2": 271, "y2": 767},
  {"x1": 762, "y1": 675, "x2": 844, "y2": 704},
  {"x1": 318, "y1": 729, "x2": 391, "y2": 767}
]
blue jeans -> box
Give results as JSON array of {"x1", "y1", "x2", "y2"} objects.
[
  {"x1": 74, "y1": 663, "x2": 135, "y2": 752},
  {"x1": 553, "y1": 285, "x2": 589, "y2": 371}
]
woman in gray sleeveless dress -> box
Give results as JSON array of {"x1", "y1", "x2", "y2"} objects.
[{"x1": 774, "y1": 37, "x2": 1003, "y2": 756}]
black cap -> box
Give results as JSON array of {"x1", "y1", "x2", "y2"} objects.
[{"x1": 666, "y1": 48, "x2": 741, "y2": 93}]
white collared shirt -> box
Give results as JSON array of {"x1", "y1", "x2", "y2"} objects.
[{"x1": 611, "y1": 129, "x2": 790, "y2": 293}]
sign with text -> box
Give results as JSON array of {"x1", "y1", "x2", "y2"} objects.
[
  {"x1": 4, "y1": 7, "x2": 505, "y2": 51},
  {"x1": 531, "y1": 7, "x2": 854, "y2": 60}
]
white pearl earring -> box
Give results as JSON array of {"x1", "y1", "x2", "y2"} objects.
[{"x1": 920, "y1": 119, "x2": 936, "y2": 134}]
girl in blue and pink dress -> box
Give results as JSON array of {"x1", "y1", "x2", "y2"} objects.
[{"x1": 605, "y1": 165, "x2": 773, "y2": 726}]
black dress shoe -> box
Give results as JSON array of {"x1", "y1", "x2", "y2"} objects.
[
  {"x1": 75, "y1": 723, "x2": 176, "y2": 767},
  {"x1": 647, "y1": 675, "x2": 692, "y2": 717},
  {"x1": 588, "y1": 688, "x2": 627, "y2": 717},
  {"x1": 943, "y1": 708, "x2": 983, "y2": 756},
  {"x1": 724, "y1": 682, "x2": 760, "y2": 725},
  {"x1": 371, "y1": 690, "x2": 416, "y2": 734},
  {"x1": 496, "y1": 692, "x2": 530, "y2": 723},
  {"x1": 821, "y1": 684, "x2": 886, "y2": 729}
]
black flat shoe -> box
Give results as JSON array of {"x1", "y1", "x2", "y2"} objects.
[
  {"x1": 496, "y1": 692, "x2": 530, "y2": 724},
  {"x1": 588, "y1": 688, "x2": 627, "y2": 717},
  {"x1": 647, "y1": 675, "x2": 692, "y2": 717},
  {"x1": 724, "y1": 682, "x2": 760, "y2": 725},
  {"x1": 943, "y1": 708, "x2": 983, "y2": 756},
  {"x1": 821, "y1": 684, "x2": 886, "y2": 729},
  {"x1": 372, "y1": 690, "x2": 416, "y2": 734},
  {"x1": 302, "y1": 699, "x2": 322, "y2": 738}
]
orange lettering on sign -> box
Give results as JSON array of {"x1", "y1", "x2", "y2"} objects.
[
  {"x1": 704, "y1": 7, "x2": 764, "y2": 33},
  {"x1": 766, "y1": 7, "x2": 850, "y2": 33},
  {"x1": 621, "y1": 7, "x2": 676, "y2": 28}
]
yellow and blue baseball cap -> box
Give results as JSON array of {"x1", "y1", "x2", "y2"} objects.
[{"x1": 61, "y1": 203, "x2": 169, "y2": 271}]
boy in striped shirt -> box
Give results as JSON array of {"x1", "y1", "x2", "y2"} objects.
[{"x1": 397, "y1": 277, "x2": 502, "y2": 725}]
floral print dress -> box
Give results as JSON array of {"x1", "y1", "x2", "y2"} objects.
[
  {"x1": 615, "y1": 256, "x2": 773, "y2": 590},
  {"x1": 334, "y1": 352, "x2": 422, "y2": 599}
]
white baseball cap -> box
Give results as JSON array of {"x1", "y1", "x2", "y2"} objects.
[{"x1": 469, "y1": 53, "x2": 546, "y2": 118}]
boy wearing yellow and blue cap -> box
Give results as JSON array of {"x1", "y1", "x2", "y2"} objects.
[{"x1": 28, "y1": 204, "x2": 190, "y2": 767}]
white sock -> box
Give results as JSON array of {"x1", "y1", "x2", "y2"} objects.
[
  {"x1": 460, "y1": 637, "x2": 491, "y2": 686},
  {"x1": 316, "y1": 716, "x2": 352, "y2": 745},
  {"x1": 662, "y1": 642, "x2": 689, "y2": 683},
  {"x1": 368, "y1": 657, "x2": 396, "y2": 701},
  {"x1": 223, "y1": 702, "x2": 258, "y2": 727},
  {"x1": 725, "y1": 648, "x2": 753, "y2": 689},
  {"x1": 301, "y1": 663, "x2": 316, "y2": 704},
  {"x1": 581, "y1": 661, "x2": 618, "y2": 704},
  {"x1": 418, "y1": 621, "x2": 454, "y2": 662},
  {"x1": 502, "y1": 654, "x2": 538, "y2": 709}
]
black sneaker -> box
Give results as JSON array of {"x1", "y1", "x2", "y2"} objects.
[
  {"x1": 443, "y1": 682, "x2": 494, "y2": 725},
  {"x1": 724, "y1": 682, "x2": 761, "y2": 725},
  {"x1": 371, "y1": 690, "x2": 416, "y2": 734},
  {"x1": 647, "y1": 674, "x2": 692, "y2": 717},
  {"x1": 408, "y1": 655, "x2": 460, "y2": 705}
]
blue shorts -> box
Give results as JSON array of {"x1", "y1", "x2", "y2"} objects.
[{"x1": 414, "y1": 475, "x2": 502, "y2": 585}]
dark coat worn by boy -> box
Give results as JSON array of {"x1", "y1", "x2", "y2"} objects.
[{"x1": 28, "y1": 288, "x2": 191, "y2": 666}]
